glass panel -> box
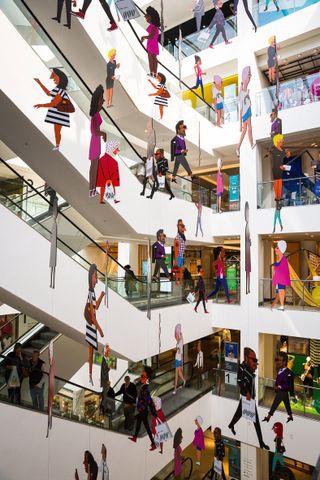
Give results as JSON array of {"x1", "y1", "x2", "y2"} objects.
[
  {"x1": 252, "y1": 0, "x2": 320, "y2": 28},
  {"x1": 259, "y1": 377, "x2": 320, "y2": 422},
  {"x1": 259, "y1": 279, "x2": 320, "y2": 311},
  {"x1": 255, "y1": 72, "x2": 320, "y2": 117},
  {"x1": 0, "y1": 314, "x2": 38, "y2": 353},
  {"x1": 257, "y1": 176, "x2": 319, "y2": 209},
  {"x1": 211, "y1": 367, "x2": 240, "y2": 400}
]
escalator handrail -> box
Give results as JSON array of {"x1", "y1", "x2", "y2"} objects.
[
  {"x1": 163, "y1": 456, "x2": 193, "y2": 480},
  {"x1": 0, "y1": 158, "x2": 145, "y2": 283},
  {"x1": 202, "y1": 467, "x2": 212, "y2": 479},
  {"x1": 130, "y1": 4, "x2": 215, "y2": 113}
]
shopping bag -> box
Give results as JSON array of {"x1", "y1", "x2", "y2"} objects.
[
  {"x1": 104, "y1": 184, "x2": 115, "y2": 201},
  {"x1": 157, "y1": 175, "x2": 165, "y2": 189},
  {"x1": 7, "y1": 366, "x2": 20, "y2": 388},
  {"x1": 186, "y1": 292, "x2": 195, "y2": 303},
  {"x1": 146, "y1": 157, "x2": 153, "y2": 177},
  {"x1": 198, "y1": 29, "x2": 210, "y2": 42},
  {"x1": 213, "y1": 457, "x2": 222, "y2": 475},
  {"x1": 155, "y1": 420, "x2": 173, "y2": 445},
  {"x1": 241, "y1": 395, "x2": 256, "y2": 423}
]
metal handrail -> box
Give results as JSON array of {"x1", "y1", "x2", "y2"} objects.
[{"x1": 163, "y1": 456, "x2": 193, "y2": 480}]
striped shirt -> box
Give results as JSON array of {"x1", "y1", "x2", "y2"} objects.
[
  {"x1": 176, "y1": 232, "x2": 186, "y2": 257},
  {"x1": 45, "y1": 87, "x2": 70, "y2": 127},
  {"x1": 154, "y1": 83, "x2": 169, "y2": 107},
  {"x1": 85, "y1": 289, "x2": 98, "y2": 350}
]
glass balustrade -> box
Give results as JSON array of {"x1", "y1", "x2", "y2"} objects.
[
  {"x1": 255, "y1": 73, "x2": 320, "y2": 116},
  {"x1": 252, "y1": 0, "x2": 320, "y2": 28},
  {"x1": 211, "y1": 367, "x2": 240, "y2": 400},
  {"x1": 257, "y1": 175, "x2": 320, "y2": 209},
  {"x1": 259, "y1": 278, "x2": 320, "y2": 311},
  {"x1": 259, "y1": 377, "x2": 320, "y2": 422}
]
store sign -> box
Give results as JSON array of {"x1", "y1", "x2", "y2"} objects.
[
  {"x1": 229, "y1": 175, "x2": 239, "y2": 202},
  {"x1": 115, "y1": 0, "x2": 140, "y2": 20}
]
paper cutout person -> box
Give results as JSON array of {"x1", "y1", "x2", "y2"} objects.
[
  {"x1": 151, "y1": 396, "x2": 168, "y2": 454},
  {"x1": 191, "y1": 56, "x2": 206, "y2": 98},
  {"x1": 141, "y1": 6, "x2": 161, "y2": 78},
  {"x1": 208, "y1": 0, "x2": 232, "y2": 48},
  {"x1": 49, "y1": 196, "x2": 58, "y2": 289},
  {"x1": 212, "y1": 427, "x2": 226, "y2": 479},
  {"x1": 153, "y1": 229, "x2": 171, "y2": 280},
  {"x1": 72, "y1": 0, "x2": 118, "y2": 31},
  {"x1": 89, "y1": 85, "x2": 106, "y2": 198},
  {"x1": 173, "y1": 428, "x2": 184, "y2": 478},
  {"x1": 212, "y1": 76, "x2": 224, "y2": 128},
  {"x1": 273, "y1": 200, "x2": 283, "y2": 233},
  {"x1": 194, "y1": 341, "x2": 204, "y2": 388},
  {"x1": 148, "y1": 73, "x2": 170, "y2": 120},
  {"x1": 195, "y1": 191, "x2": 203, "y2": 237},
  {"x1": 96, "y1": 140, "x2": 121, "y2": 204},
  {"x1": 174, "y1": 219, "x2": 187, "y2": 285},
  {"x1": 171, "y1": 121, "x2": 193, "y2": 182},
  {"x1": 263, "y1": 352, "x2": 294, "y2": 423},
  {"x1": 84, "y1": 264, "x2": 104, "y2": 385},
  {"x1": 193, "y1": 416, "x2": 205, "y2": 465},
  {"x1": 228, "y1": 347, "x2": 269, "y2": 450},
  {"x1": 193, "y1": 0, "x2": 205, "y2": 32},
  {"x1": 267, "y1": 36, "x2": 277, "y2": 84},
  {"x1": 174, "y1": 324, "x2": 186, "y2": 394},
  {"x1": 244, "y1": 201, "x2": 251, "y2": 294},
  {"x1": 216, "y1": 158, "x2": 224, "y2": 212},
  {"x1": 271, "y1": 240, "x2": 290, "y2": 311},
  {"x1": 271, "y1": 134, "x2": 290, "y2": 202},
  {"x1": 232, "y1": 0, "x2": 257, "y2": 32},
  {"x1": 106, "y1": 49, "x2": 120, "y2": 108},
  {"x1": 271, "y1": 423, "x2": 285, "y2": 473},
  {"x1": 193, "y1": 266, "x2": 209, "y2": 313},
  {"x1": 52, "y1": 0, "x2": 75, "y2": 29},
  {"x1": 236, "y1": 66, "x2": 255, "y2": 157}
]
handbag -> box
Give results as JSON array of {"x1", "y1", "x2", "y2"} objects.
[
  {"x1": 161, "y1": 89, "x2": 171, "y2": 99},
  {"x1": 157, "y1": 175, "x2": 165, "y2": 189},
  {"x1": 7, "y1": 366, "x2": 20, "y2": 388},
  {"x1": 198, "y1": 29, "x2": 210, "y2": 42},
  {"x1": 84, "y1": 303, "x2": 92, "y2": 324},
  {"x1": 56, "y1": 91, "x2": 75, "y2": 113},
  {"x1": 279, "y1": 443, "x2": 286, "y2": 453},
  {"x1": 186, "y1": 292, "x2": 195, "y2": 303},
  {"x1": 154, "y1": 418, "x2": 172, "y2": 447},
  {"x1": 104, "y1": 183, "x2": 115, "y2": 200}
]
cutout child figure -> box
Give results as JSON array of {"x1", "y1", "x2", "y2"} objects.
[
  {"x1": 34, "y1": 68, "x2": 74, "y2": 151},
  {"x1": 271, "y1": 240, "x2": 291, "y2": 311},
  {"x1": 263, "y1": 352, "x2": 294, "y2": 423},
  {"x1": 228, "y1": 347, "x2": 270, "y2": 450},
  {"x1": 152, "y1": 229, "x2": 171, "y2": 280},
  {"x1": 129, "y1": 366, "x2": 157, "y2": 451},
  {"x1": 216, "y1": 158, "x2": 224, "y2": 213},
  {"x1": 268, "y1": 36, "x2": 278, "y2": 84},
  {"x1": 244, "y1": 201, "x2": 251, "y2": 294},
  {"x1": 96, "y1": 140, "x2": 121, "y2": 204},
  {"x1": 212, "y1": 76, "x2": 224, "y2": 128},
  {"x1": 273, "y1": 200, "x2": 283, "y2": 233},
  {"x1": 141, "y1": 6, "x2": 161, "y2": 78},
  {"x1": 148, "y1": 73, "x2": 170, "y2": 120},
  {"x1": 89, "y1": 85, "x2": 106, "y2": 198},
  {"x1": 236, "y1": 66, "x2": 255, "y2": 157},
  {"x1": 193, "y1": 266, "x2": 209, "y2": 313},
  {"x1": 72, "y1": 0, "x2": 118, "y2": 31},
  {"x1": 174, "y1": 219, "x2": 187, "y2": 286},
  {"x1": 173, "y1": 324, "x2": 186, "y2": 395},
  {"x1": 191, "y1": 56, "x2": 206, "y2": 99},
  {"x1": 195, "y1": 191, "x2": 203, "y2": 237},
  {"x1": 193, "y1": 416, "x2": 205, "y2": 466},
  {"x1": 106, "y1": 49, "x2": 120, "y2": 108},
  {"x1": 208, "y1": 0, "x2": 232, "y2": 49},
  {"x1": 151, "y1": 396, "x2": 167, "y2": 454},
  {"x1": 211, "y1": 427, "x2": 226, "y2": 480},
  {"x1": 84, "y1": 264, "x2": 104, "y2": 385},
  {"x1": 271, "y1": 423, "x2": 286, "y2": 473},
  {"x1": 173, "y1": 428, "x2": 184, "y2": 478}
]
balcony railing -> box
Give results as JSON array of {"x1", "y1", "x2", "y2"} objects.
[
  {"x1": 259, "y1": 278, "x2": 320, "y2": 311},
  {"x1": 257, "y1": 175, "x2": 319, "y2": 209},
  {"x1": 255, "y1": 73, "x2": 320, "y2": 116},
  {"x1": 252, "y1": 0, "x2": 320, "y2": 27}
]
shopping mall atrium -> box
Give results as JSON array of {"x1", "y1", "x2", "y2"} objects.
[{"x1": 0, "y1": 0, "x2": 320, "y2": 478}]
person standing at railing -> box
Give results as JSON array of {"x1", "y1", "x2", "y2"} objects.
[
  {"x1": 262, "y1": 352, "x2": 294, "y2": 423},
  {"x1": 171, "y1": 121, "x2": 193, "y2": 183},
  {"x1": 115, "y1": 375, "x2": 137, "y2": 431},
  {"x1": 271, "y1": 423, "x2": 285, "y2": 473},
  {"x1": 193, "y1": 0, "x2": 205, "y2": 32},
  {"x1": 210, "y1": 427, "x2": 226, "y2": 480},
  {"x1": 208, "y1": 0, "x2": 232, "y2": 49},
  {"x1": 191, "y1": 56, "x2": 206, "y2": 99},
  {"x1": 193, "y1": 266, "x2": 209, "y2": 313},
  {"x1": 141, "y1": 7, "x2": 161, "y2": 78},
  {"x1": 88, "y1": 85, "x2": 106, "y2": 198},
  {"x1": 271, "y1": 240, "x2": 291, "y2": 311},
  {"x1": 212, "y1": 76, "x2": 224, "y2": 128},
  {"x1": 206, "y1": 247, "x2": 233, "y2": 304},
  {"x1": 28, "y1": 350, "x2": 45, "y2": 411},
  {"x1": 236, "y1": 66, "x2": 255, "y2": 157}
]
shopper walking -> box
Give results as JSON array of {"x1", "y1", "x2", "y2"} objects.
[
  {"x1": 29, "y1": 350, "x2": 45, "y2": 411},
  {"x1": 88, "y1": 85, "x2": 106, "y2": 198},
  {"x1": 208, "y1": 0, "x2": 232, "y2": 48}
]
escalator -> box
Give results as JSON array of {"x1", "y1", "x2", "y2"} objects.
[{"x1": 0, "y1": 0, "x2": 215, "y2": 241}]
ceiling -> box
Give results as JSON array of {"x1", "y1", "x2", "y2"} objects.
[{"x1": 263, "y1": 49, "x2": 320, "y2": 83}]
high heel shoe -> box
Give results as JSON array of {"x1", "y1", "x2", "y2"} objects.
[
  {"x1": 286, "y1": 416, "x2": 293, "y2": 423},
  {"x1": 262, "y1": 416, "x2": 270, "y2": 422}
]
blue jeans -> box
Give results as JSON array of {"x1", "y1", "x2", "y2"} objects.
[
  {"x1": 272, "y1": 452, "x2": 284, "y2": 472},
  {"x1": 192, "y1": 77, "x2": 204, "y2": 98},
  {"x1": 207, "y1": 277, "x2": 230, "y2": 302},
  {"x1": 30, "y1": 385, "x2": 44, "y2": 411}
]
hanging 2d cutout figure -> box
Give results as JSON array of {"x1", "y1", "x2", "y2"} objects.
[
  {"x1": 106, "y1": 49, "x2": 120, "y2": 108},
  {"x1": 232, "y1": 0, "x2": 257, "y2": 32},
  {"x1": 151, "y1": 396, "x2": 172, "y2": 454},
  {"x1": 267, "y1": 36, "x2": 278, "y2": 84},
  {"x1": 49, "y1": 196, "x2": 58, "y2": 289},
  {"x1": 148, "y1": 73, "x2": 171, "y2": 120},
  {"x1": 216, "y1": 158, "x2": 224, "y2": 213},
  {"x1": 52, "y1": 0, "x2": 76, "y2": 29},
  {"x1": 96, "y1": 140, "x2": 121, "y2": 204},
  {"x1": 191, "y1": 56, "x2": 206, "y2": 99},
  {"x1": 173, "y1": 428, "x2": 184, "y2": 478},
  {"x1": 271, "y1": 423, "x2": 286, "y2": 473},
  {"x1": 236, "y1": 66, "x2": 255, "y2": 157},
  {"x1": 271, "y1": 240, "x2": 291, "y2": 311},
  {"x1": 141, "y1": 6, "x2": 161, "y2": 78},
  {"x1": 212, "y1": 76, "x2": 224, "y2": 128},
  {"x1": 89, "y1": 85, "x2": 106, "y2": 198},
  {"x1": 171, "y1": 121, "x2": 193, "y2": 183},
  {"x1": 34, "y1": 69, "x2": 74, "y2": 151},
  {"x1": 195, "y1": 191, "x2": 203, "y2": 237},
  {"x1": 74, "y1": 451, "x2": 98, "y2": 480},
  {"x1": 193, "y1": 416, "x2": 205, "y2": 466},
  {"x1": 84, "y1": 264, "x2": 105, "y2": 385},
  {"x1": 208, "y1": 0, "x2": 232, "y2": 49},
  {"x1": 193, "y1": 266, "x2": 209, "y2": 314},
  {"x1": 152, "y1": 229, "x2": 171, "y2": 280},
  {"x1": 273, "y1": 200, "x2": 283, "y2": 233},
  {"x1": 173, "y1": 324, "x2": 186, "y2": 395},
  {"x1": 263, "y1": 352, "x2": 294, "y2": 423},
  {"x1": 244, "y1": 201, "x2": 251, "y2": 294},
  {"x1": 174, "y1": 219, "x2": 187, "y2": 286},
  {"x1": 271, "y1": 134, "x2": 291, "y2": 202},
  {"x1": 228, "y1": 347, "x2": 270, "y2": 450},
  {"x1": 72, "y1": 0, "x2": 118, "y2": 31}
]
